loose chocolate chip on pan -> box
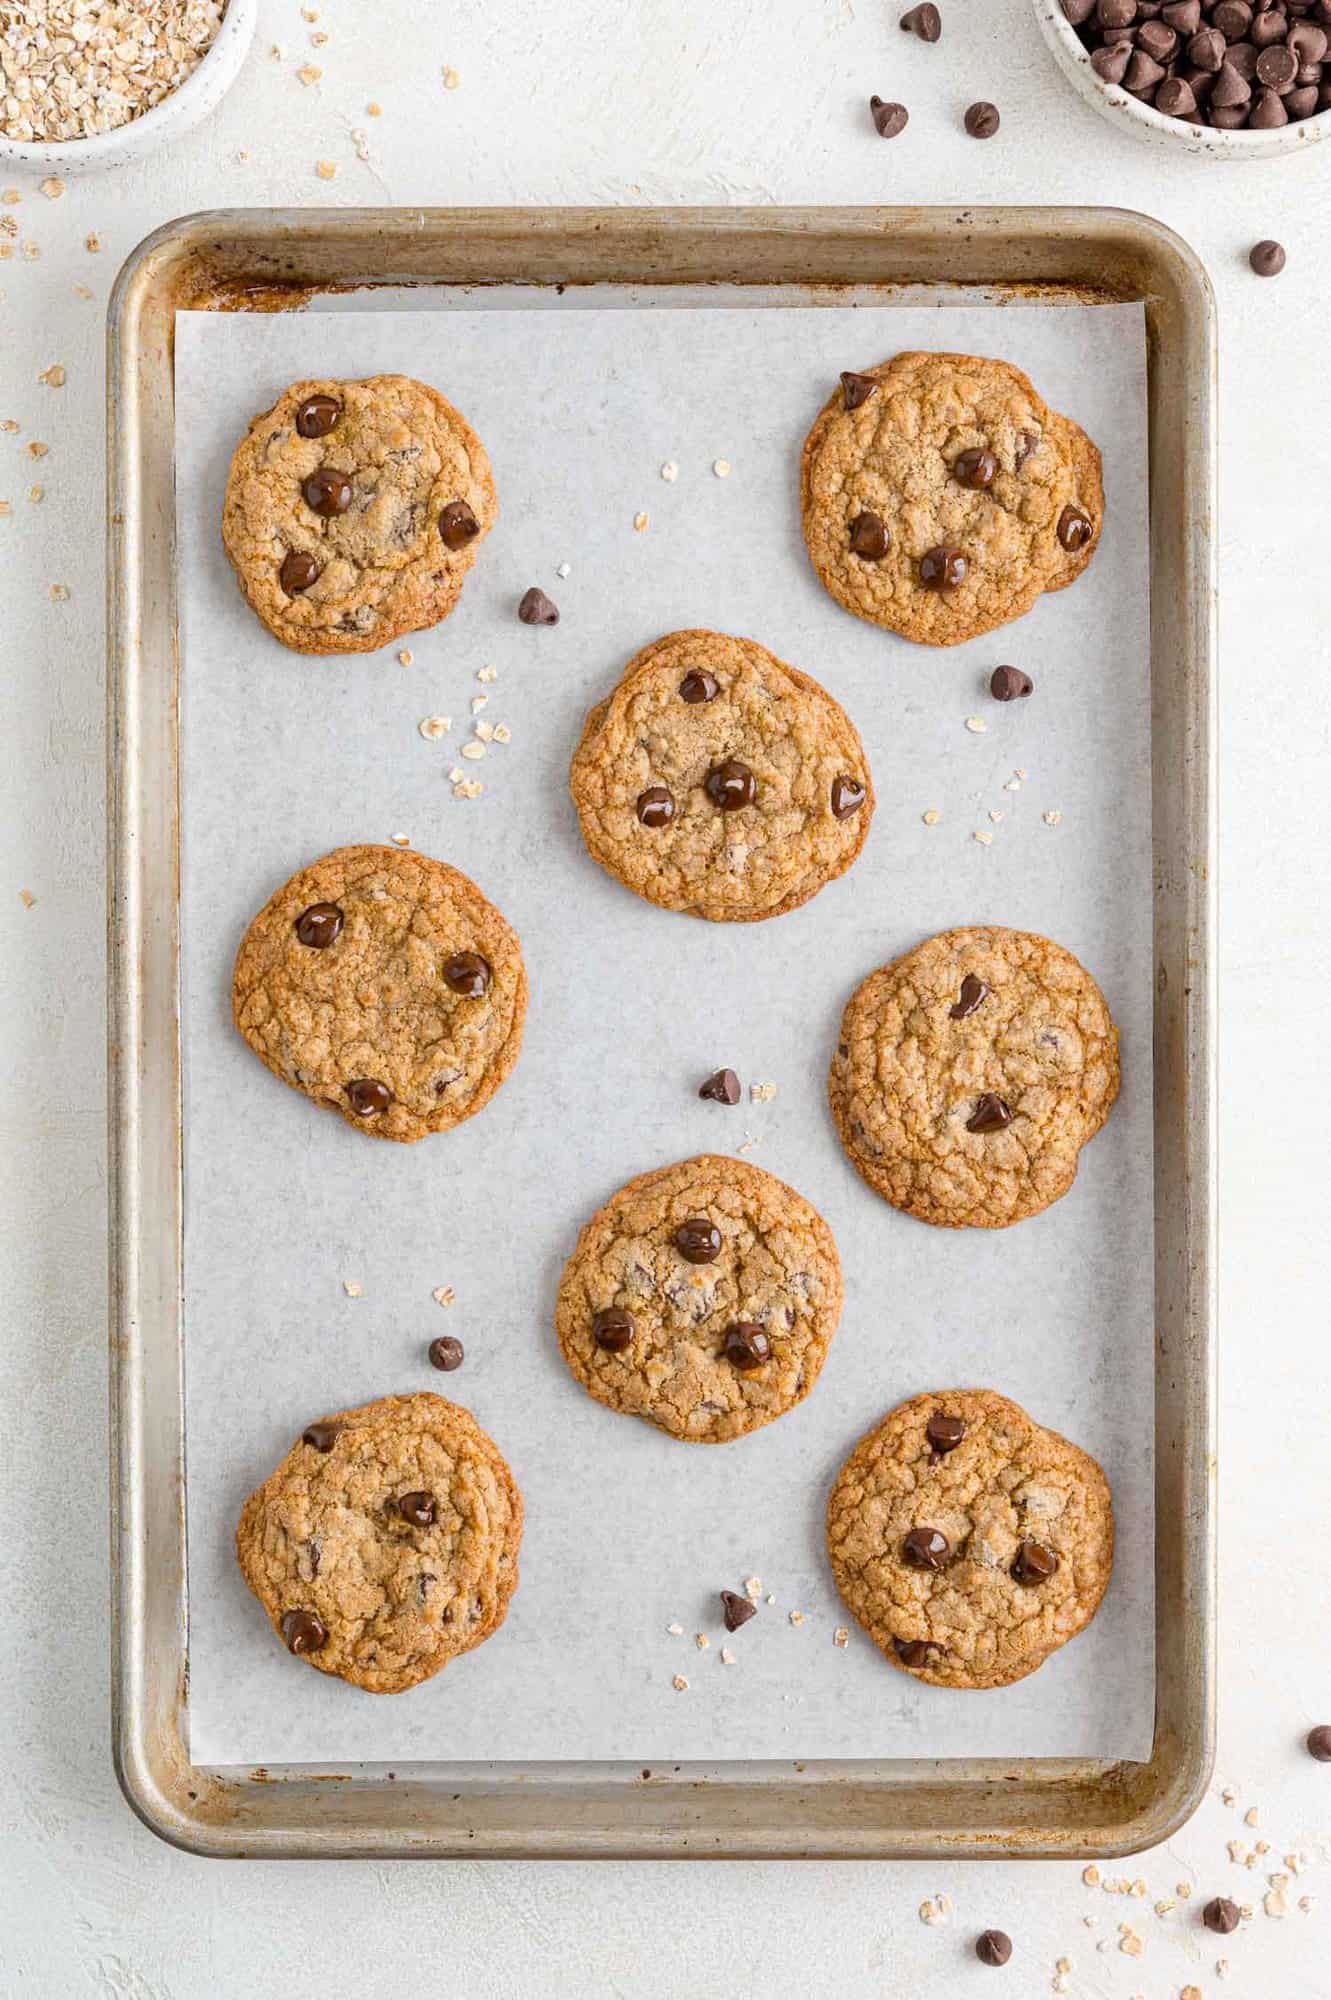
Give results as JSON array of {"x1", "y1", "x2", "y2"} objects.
[
  {"x1": 1250, "y1": 237, "x2": 1287, "y2": 275},
  {"x1": 893, "y1": 1636, "x2": 935, "y2": 1668},
  {"x1": 679, "y1": 667, "x2": 720, "y2": 703},
  {"x1": 869, "y1": 95, "x2": 910, "y2": 137},
  {"x1": 346, "y1": 1078, "x2": 392, "y2": 1117},
  {"x1": 518, "y1": 585, "x2": 559, "y2": 625},
  {"x1": 592, "y1": 1308, "x2": 635, "y2": 1353},
  {"x1": 637, "y1": 787, "x2": 676, "y2": 828},
  {"x1": 302, "y1": 1421, "x2": 340, "y2": 1452},
  {"x1": 294, "y1": 901, "x2": 343, "y2": 948},
  {"x1": 840, "y1": 369, "x2": 880, "y2": 410},
  {"x1": 963, "y1": 99, "x2": 1001, "y2": 136},
  {"x1": 849, "y1": 509, "x2": 890, "y2": 559},
  {"x1": 675, "y1": 1216, "x2": 722, "y2": 1264},
  {"x1": 1012, "y1": 1538, "x2": 1060, "y2": 1584},
  {"x1": 990, "y1": 664, "x2": 1033, "y2": 701},
  {"x1": 721, "y1": 1322, "x2": 772, "y2": 1370},
  {"x1": 439, "y1": 499, "x2": 480, "y2": 549},
  {"x1": 975, "y1": 1931, "x2": 1013, "y2": 1968},
  {"x1": 919, "y1": 544, "x2": 967, "y2": 590},
  {"x1": 966, "y1": 1092, "x2": 1013, "y2": 1133},
  {"x1": 699, "y1": 1067, "x2": 742, "y2": 1104},
  {"x1": 704, "y1": 760, "x2": 757, "y2": 812},
  {"x1": 302, "y1": 467, "x2": 353, "y2": 517},
  {"x1": 281, "y1": 1608, "x2": 328, "y2": 1655},
  {"x1": 428, "y1": 1335, "x2": 465, "y2": 1371},
  {"x1": 1057, "y1": 504, "x2": 1095, "y2": 551},
  {"x1": 295, "y1": 394, "x2": 341, "y2": 438},
  {"x1": 1306, "y1": 1724, "x2": 1331, "y2": 1759},
  {"x1": 396, "y1": 1490, "x2": 436, "y2": 1527},
  {"x1": 952, "y1": 446, "x2": 998, "y2": 489},
  {"x1": 949, "y1": 973, "x2": 990, "y2": 1019},
  {"x1": 900, "y1": 2, "x2": 942, "y2": 36},
  {"x1": 926, "y1": 1411, "x2": 966, "y2": 1453},
  {"x1": 1203, "y1": 1897, "x2": 1242, "y2": 1934},
  {"x1": 279, "y1": 548, "x2": 321, "y2": 595},
  {"x1": 902, "y1": 1525, "x2": 951, "y2": 1570},
  {"x1": 721, "y1": 1589, "x2": 758, "y2": 1632},
  {"x1": 442, "y1": 951, "x2": 491, "y2": 997},
  {"x1": 831, "y1": 774, "x2": 867, "y2": 820}
]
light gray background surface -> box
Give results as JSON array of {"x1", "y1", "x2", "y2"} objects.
[{"x1": 4, "y1": 0, "x2": 1330, "y2": 1992}]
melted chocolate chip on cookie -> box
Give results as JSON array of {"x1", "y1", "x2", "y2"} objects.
[
  {"x1": 637, "y1": 786, "x2": 676, "y2": 828},
  {"x1": 294, "y1": 901, "x2": 343, "y2": 948},
  {"x1": 679, "y1": 668, "x2": 719, "y2": 704},
  {"x1": 705, "y1": 761, "x2": 757, "y2": 812},
  {"x1": 953, "y1": 447, "x2": 997, "y2": 490},
  {"x1": 919, "y1": 544, "x2": 967, "y2": 591},
  {"x1": 721, "y1": 1322, "x2": 772, "y2": 1370},
  {"x1": 281, "y1": 1608, "x2": 328, "y2": 1654},
  {"x1": 442, "y1": 951, "x2": 491, "y2": 997},
  {"x1": 396, "y1": 1490, "x2": 437, "y2": 1527},
  {"x1": 295, "y1": 394, "x2": 341, "y2": 439},
  {"x1": 1057, "y1": 504, "x2": 1094, "y2": 552},
  {"x1": 1011, "y1": 1539, "x2": 1059, "y2": 1585},
  {"x1": 302, "y1": 1422, "x2": 340, "y2": 1452},
  {"x1": 302, "y1": 467, "x2": 354, "y2": 517},
  {"x1": 279, "y1": 549, "x2": 321, "y2": 595},
  {"x1": 675, "y1": 1215, "x2": 722, "y2": 1264},
  {"x1": 592, "y1": 1308, "x2": 635, "y2": 1353},
  {"x1": 902, "y1": 1525, "x2": 951, "y2": 1570},
  {"x1": 849, "y1": 510, "x2": 890, "y2": 560},
  {"x1": 925, "y1": 1411, "x2": 966, "y2": 1454},
  {"x1": 439, "y1": 499, "x2": 480, "y2": 549},
  {"x1": 346, "y1": 1078, "x2": 392, "y2": 1117},
  {"x1": 949, "y1": 973, "x2": 988, "y2": 1019},
  {"x1": 840, "y1": 370, "x2": 880, "y2": 410},
  {"x1": 966, "y1": 1092, "x2": 1012, "y2": 1134},
  {"x1": 831, "y1": 774, "x2": 866, "y2": 820}
]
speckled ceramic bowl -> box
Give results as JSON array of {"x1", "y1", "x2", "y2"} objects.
[{"x1": 1033, "y1": 0, "x2": 1331, "y2": 157}]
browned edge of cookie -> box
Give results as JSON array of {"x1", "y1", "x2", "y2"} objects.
[{"x1": 1044, "y1": 414, "x2": 1105, "y2": 592}]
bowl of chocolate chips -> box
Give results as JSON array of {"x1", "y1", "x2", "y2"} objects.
[{"x1": 1034, "y1": 0, "x2": 1331, "y2": 152}]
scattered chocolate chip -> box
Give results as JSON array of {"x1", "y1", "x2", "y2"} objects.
[
  {"x1": 1076, "y1": 0, "x2": 1321, "y2": 119},
  {"x1": 963, "y1": 99, "x2": 1001, "y2": 136},
  {"x1": 439, "y1": 499, "x2": 480, "y2": 549},
  {"x1": 279, "y1": 548, "x2": 321, "y2": 595},
  {"x1": 1306, "y1": 1724, "x2": 1331, "y2": 1760},
  {"x1": 636, "y1": 786, "x2": 676, "y2": 828},
  {"x1": 949, "y1": 974, "x2": 989, "y2": 1019},
  {"x1": 295, "y1": 394, "x2": 341, "y2": 439},
  {"x1": 870, "y1": 95, "x2": 910, "y2": 136},
  {"x1": 721, "y1": 1321, "x2": 772, "y2": 1370},
  {"x1": 442, "y1": 951, "x2": 491, "y2": 998},
  {"x1": 704, "y1": 760, "x2": 757, "y2": 812},
  {"x1": 900, "y1": 1, "x2": 942, "y2": 35},
  {"x1": 1012, "y1": 1538, "x2": 1059, "y2": 1584},
  {"x1": 831, "y1": 774, "x2": 866, "y2": 820},
  {"x1": 721, "y1": 1589, "x2": 758, "y2": 1631},
  {"x1": 989, "y1": 664, "x2": 1033, "y2": 701},
  {"x1": 966, "y1": 1092, "x2": 1013, "y2": 1133},
  {"x1": 1057, "y1": 504, "x2": 1094, "y2": 552},
  {"x1": 294, "y1": 901, "x2": 343, "y2": 948},
  {"x1": 281, "y1": 1608, "x2": 327, "y2": 1654},
  {"x1": 849, "y1": 509, "x2": 890, "y2": 559},
  {"x1": 893, "y1": 1636, "x2": 934, "y2": 1668},
  {"x1": 919, "y1": 544, "x2": 967, "y2": 590},
  {"x1": 302, "y1": 467, "x2": 353, "y2": 517},
  {"x1": 675, "y1": 1216, "x2": 722, "y2": 1264},
  {"x1": 926, "y1": 1411, "x2": 966, "y2": 1454},
  {"x1": 518, "y1": 586, "x2": 559, "y2": 625},
  {"x1": 592, "y1": 1308, "x2": 635, "y2": 1352},
  {"x1": 679, "y1": 667, "x2": 720, "y2": 703},
  {"x1": 952, "y1": 446, "x2": 997, "y2": 489},
  {"x1": 975, "y1": 1931, "x2": 1012, "y2": 1968},
  {"x1": 302, "y1": 1421, "x2": 339, "y2": 1451},
  {"x1": 1203, "y1": 1896, "x2": 1242, "y2": 1934},
  {"x1": 396, "y1": 1490, "x2": 436, "y2": 1527},
  {"x1": 1249, "y1": 237, "x2": 1287, "y2": 275},
  {"x1": 699, "y1": 1067, "x2": 742, "y2": 1105},
  {"x1": 840, "y1": 370, "x2": 879, "y2": 410},
  {"x1": 428, "y1": 1335, "x2": 464, "y2": 1371},
  {"x1": 902, "y1": 1525, "x2": 951, "y2": 1570},
  {"x1": 346, "y1": 1078, "x2": 392, "y2": 1117}
]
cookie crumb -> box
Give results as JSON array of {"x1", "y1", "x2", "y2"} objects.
[
  {"x1": 1220, "y1": 1786, "x2": 1237, "y2": 1806},
  {"x1": 316, "y1": 160, "x2": 338, "y2": 180},
  {"x1": 749, "y1": 1081, "x2": 776, "y2": 1103},
  {"x1": 419, "y1": 716, "x2": 451, "y2": 739},
  {"x1": 1181, "y1": 1988, "x2": 1203, "y2": 2000},
  {"x1": 49, "y1": 583, "x2": 70, "y2": 602},
  {"x1": 694, "y1": 1633, "x2": 709, "y2": 1650},
  {"x1": 921, "y1": 808, "x2": 940, "y2": 825},
  {"x1": 342, "y1": 1280, "x2": 363, "y2": 1298},
  {"x1": 443, "y1": 65, "x2": 461, "y2": 88},
  {"x1": 1083, "y1": 1866, "x2": 1100, "y2": 1887},
  {"x1": 660, "y1": 461, "x2": 679, "y2": 481},
  {"x1": 712, "y1": 458, "x2": 731, "y2": 478},
  {"x1": 788, "y1": 1610, "x2": 805, "y2": 1627},
  {"x1": 28, "y1": 486, "x2": 43, "y2": 504},
  {"x1": 298, "y1": 63, "x2": 322, "y2": 84},
  {"x1": 1043, "y1": 809, "x2": 1063, "y2": 826},
  {"x1": 19, "y1": 889, "x2": 36, "y2": 908},
  {"x1": 633, "y1": 511, "x2": 649, "y2": 532},
  {"x1": 0, "y1": 501, "x2": 11, "y2": 516},
  {"x1": 833, "y1": 1626, "x2": 849, "y2": 1648},
  {"x1": 671, "y1": 1674, "x2": 689, "y2": 1692},
  {"x1": 475, "y1": 721, "x2": 495, "y2": 743},
  {"x1": 28, "y1": 440, "x2": 48, "y2": 459},
  {"x1": 477, "y1": 664, "x2": 498, "y2": 682},
  {"x1": 39, "y1": 176, "x2": 64, "y2": 199},
  {"x1": 1117, "y1": 1925, "x2": 1143, "y2": 1957},
  {"x1": 431, "y1": 1286, "x2": 456, "y2": 1307},
  {"x1": 964, "y1": 715, "x2": 988, "y2": 733},
  {"x1": 1244, "y1": 1807, "x2": 1260, "y2": 1828}
]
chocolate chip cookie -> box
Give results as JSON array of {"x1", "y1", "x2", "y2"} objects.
[
  {"x1": 232, "y1": 844, "x2": 527, "y2": 1143},
  {"x1": 568, "y1": 629, "x2": 874, "y2": 922},
  {"x1": 236, "y1": 1392, "x2": 523, "y2": 1693},
  {"x1": 555, "y1": 1154, "x2": 843, "y2": 1442},
  {"x1": 829, "y1": 926, "x2": 1119, "y2": 1228},
  {"x1": 827, "y1": 1389, "x2": 1114, "y2": 1689},
  {"x1": 801, "y1": 353, "x2": 1103, "y2": 646},
  {"x1": 221, "y1": 374, "x2": 497, "y2": 655}
]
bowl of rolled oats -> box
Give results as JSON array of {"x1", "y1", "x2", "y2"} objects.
[{"x1": 0, "y1": 0, "x2": 257, "y2": 171}]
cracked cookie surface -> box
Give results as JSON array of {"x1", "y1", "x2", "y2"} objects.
[
  {"x1": 232, "y1": 844, "x2": 527, "y2": 1144},
  {"x1": 236, "y1": 1392, "x2": 523, "y2": 1694},
  {"x1": 829, "y1": 926, "x2": 1119, "y2": 1229},
  {"x1": 569, "y1": 629, "x2": 874, "y2": 922},
  {"x1": 555, "y1": 1154, "x2": 843, "y2": 1442},
  {"x1": 827, "y1": 1389, "x2": 1113, "y2": 1689},
  {"x1": 801, "y1": 352, "x2": 1102, "y2": 646},
  {"x1": 221, "y1": 374, "x2": 496, "y2": 655}
]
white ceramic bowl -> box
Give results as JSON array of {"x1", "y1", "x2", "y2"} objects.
[
  {"x1": 0, "y1": 0, "x2": 256, "y2": 175},
  {"x1": 1033, "y1": 0, "x2": 1331, "y2": 157}
]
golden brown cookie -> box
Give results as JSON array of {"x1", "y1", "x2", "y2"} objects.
[
  {"x1": 232, "y1": 844, "x2": 527, "y2": 1144},
  {"x1": 555, "y1": 1153, "x2": 843, "y2": 1442},
  {"x1": 569, "y1": 629, "x2": 874, "y2": 922},
  {"x1": 829, "y1": 926, "x2": 1119, "y2": 1228},
  {"x1": 221, "y1": 374, "x2": 496, "y2": 655},
  {"x1": 827, "y1": 1389, "x2": 1113, "y2": 1689},
  {"x1": 236, "y1": 1392, "x2": 523, "y2": 1694},
  {"x1": 800, "y1": 353, "x2": 1103, "y2": 646}
]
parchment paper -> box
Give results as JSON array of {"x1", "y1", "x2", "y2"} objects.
[{"x1": 175, "y1": 295, "x2": 1153, "y2": 1767}]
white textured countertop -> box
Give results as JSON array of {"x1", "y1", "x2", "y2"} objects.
[{"x1": 3, "y1": 1, "x2": 1329, "y2": 1993}]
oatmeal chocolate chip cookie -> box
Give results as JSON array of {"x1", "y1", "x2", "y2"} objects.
[
  {"x1": 232, "y1": 844, "x2": 527, "y2": 1143},
  {"x1": 829, "y1": 926, "x2": 1119, "y2": 1228},
  {"x1": 555, "y1": 1154, "x2": 843, "y2": 1442},
  {"x1": 221, "y1": 375, "x2": 497, "y2": 655},
  {"x1": 569, "y1": 629, "x2": 874, "y2": 922},
  {"x1": 827, "y1": 1389, "x2": 1113, "y2": 1689},
  {"x1": 236, "y1": 1392, "x2": 523, "y2": 1693},
  {"x1": 800, "y1": 353, "x2": 1103, "y2": 646}
]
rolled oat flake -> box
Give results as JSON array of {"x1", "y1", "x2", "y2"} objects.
[{"x1": 1, "y1": 2, "x2": 227, "y2": 143}]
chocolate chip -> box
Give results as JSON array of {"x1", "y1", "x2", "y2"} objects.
[
  {"x1": 439, "y1": 499, "x2": 480, "y2": 549},
  {"x1": 1124, "y1": 46, "x2": 1166, "y2": 86},
  {"x1": 990, "y1": 664, "x2": 1033, "y2": 701},
  {"x1": 302, "y1": 1421, "x2": 339, "y2": 1451},
  {"x1": 1287, "y1": 80, "x2": 1321, "y2": 110},
  {"x1": 902, "y1": 1525, "x2": 950, "y2": 1569},
  {"x1": 893, "y1": 1637, "x2": 934, "y2": 1668},
  {"x1": 919, "y1": 544, "x2": 967, "y2": 590},
  {"x1": 1092, "y1": 39, "x2": 1134, "y2": 75},
  {"x1": 1210, "y1": 98, "x2": 1251, "y2": 119},
  {"x1": 1256, "y1": 38, "x2": 1299, "y2": 80},
  {"x1": 949, "y1": 973, "x2": 989, "y2": 1019},
  {"x1": 428, "y1": 1335, "x2": 465, "y2": 1371},
  {"x1": 926, "y1": 1411, "x2": 966, "y2": 1453},
  {"x1": 1098, "y1": 0, "x2": 1136, "y2": 22},
  {"x1": 1012, "y1": 1538, "x2": 1059, "y2": 1584},
  {"x1": 1155, "y1": 72, "x2": 1198, "y2": 109},
  {"x1": 518, "y1": 586, "x2": 559, "y2": 625},
  {"x1": 1057, "y1": 504, "x2": 1094, "y2": 552},
  {"x1": 831, "y1": 774, "x2": 866, "y2": 820},
  {"x1": 1250, "y1": 237, "x2": 1287, "y2": 274},
  {"x1": 302, "y1": 467, "x2": 353, "y2": 517},
  {"x1": 1213, "y1": 0, "x2": 1252, "y2": 31},
  {"x1": 295, "y1": 394, "x2": 341, "y2": 439},
  {"x1": 279, "y1": 549, "x2": 321, "y2": 595},
  {"x1": 966, "y1": 1092, "x2": 1013, "y2": 1133},
  {"x1": 396, "y1": 1490, "x2": 436, "y2": 1527},
  {"x1": 679, "y1": 667, "x2": 720, "y2": 703},
  {"x1": 442, "y1": 951, "x2": 491, "y2": 998},
  {"x1": 849, "y1": 509, "x2": 890, "y2": 559},
  {"x1": 1249, "y1": 80, "x2": 1290, "y2": 115},
  {"x1": 346, "y1": 1078, "x2": 392, "y2": 1117},
  {"x1": 675, "y1": 1216, "x2": 722, "y2": 1264},
  {"x1": 637, "y1": 786, "x2": 676, "y2": 828},
  {"x1": 1290, "y1": 17, "x2": 1329, "y2": 56},
  {"x1": 1226, "y1": 37, "x2": 1260, "y2": 75},
  {"x1": 840, "y1": 370, "x2": 879, "y2": 410},
  {"x1": 1137, "y1": 15, "x2": 1180, "y2": 51},
  {"x1": 953, "y1": 446, "x2": 998, "y2": 489},
  {"x1": 1306, "y1": 1724, "x2": 1331, "y2": 1760},
  {"x1": 721, "y1": 1321, "x2": 772, "y2": 1370},
  {"x1": 869, "y1": 95, "x2": 910, "y2": 136},
  {"x1": 1188, "y1": 24, "x2": 1228, "y2": 64},
  {"x1": 721, "y1": 1589, "x2": 758, "y2": 1631},
  {"x1": 1203, "y1": 1896, "x2": 1242, "y2": 1933},
  {"x1": 963, "y1": 99, "x2": 1001, "y2": 136},
  {"x1": 1162, "y1": 0, "x2": 1202, "y2": 27},
  {"x1": 294, "y1": 901, "x2": 343, "y2": 948},
  {"x1": 1014, "y1": 429, "x2": 1041, "y2": 468},
  {"x1": 592, "y1": 1307, "x2": 635, "y2": 1353},
  {"x1": 699, "y1": 1067, "x2": 742, "y2": 1104},
  {"x1": 900, "y1": 1, "x2": 942, "y2": 35},
  {"x1": 704, "y1": 760, "x2": 757, "y2": 812},
  {"x1": 1251, "y1": 4, "x2": 1289, "y2": 39},
  {"x1": 1062, "y1": 0, "x2": 1096, "y2": 20},
  {"x1": 281, "y1": 1608, "x2": 327, "y2": 1655},
  {"x1": 975, "y1": 1931, "x2": 1012, "y2": 1968}
]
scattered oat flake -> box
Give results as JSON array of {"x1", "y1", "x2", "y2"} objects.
[
  {"x1": 1221, "y1": 1786, "x2": 1237, "y2": 1805},
  {"x1": 833, "y1": 1627, "x2": 849, "y2": 1648},
  {"x1": 1177, "y1": 1883, "x2": 1192, "y2": 1898},
  {"x1": 922, "y1": 808, "x2": 940, "y2": 825},
  {"x1": 19, "y1": 889, "x2": 36, "y2": 908},
  {"x1": 316, "y1": 160, "x2": 338, "y2": 180},
  {"x1": 310, "y1": 28, "x2": 328, "y2": 45},
  {"x1": 1003, "y1": 775, "x2": 1022, "y2": 791},
  {"x1": 1154, "y1": 1898, "x2": 1175, "y2": 1917},
  {"x1": 555, "y1": 562, "x2": 571, "y2": 579},
  {"x1": 477, "y1": 664, "x2": 498, "y2": 682},
  {"x1": 443, "y1": 66, "x2": 461, "y2": 88},
  {"x1": 39, "y1": 177, "x2": 64, "y2": 200},
  {"x1": 28, "y1": 441, "x2": 48, "y2": 459},
  {"x1": 367, "y1": 101, "x2": 382, "y2": 116},
  {"x1": 419, "y1": 715, "x2": 451, "y2": 740},
  {"x1": 1217, "y1": 1960, "x2": 1231, "y2": 1977},
  {"x1": 743, "y1": 1577, "x2": 762, "y2": 1600},
  {"x1": 21, "y1": 242, "x2": 38, "y2": 260},
  {"x1": 1132, "y1": 1879, "x2": 1147, "y2": 1898},
  {"x1": 28, "y1": 486, "x2": 43, "y2": 504},
  {"x1": 788, "y1": 1610, "x2": 805, "y2": 1627},
  {"x1": 40, "y1": 364, "x2": 66, "y2": 389},
  {"x1": 49, "y1": 583, "x2": 70, "y2": 602},
  {"x1": 720, "y1": 1646, "x2": 735, "y2": 1665},
  {"x1": 1043, "y1": 809, "x2": 1063, "y2": 827},
  {"x1": 660, "y1": 461, "x2": 678, "y2": 482},
  {"x1": 471, "y1": 694, "x2": 489, "y2": 715},
  {"x1": 461, "y1": 741, "x2": 486, "y2": 761},
  {"x1": 0, "y1": 500, "x2": 8, "y2": 516},
  {"x1": 1117, "y1": 1925, "x2": 1143, "y2": 1957},
  {"x1": 1264, "y1": 1887, "x2": 1288, "y2": 1917},
  {"x1": 964, "y1": 714, "x2": 987, "y2": 733},
  {"x1": 73, "y1": 282, "x2": 93, "y2": 301},
  {"x1": 632, "y1": 511, "x2": 650, "y2": 533},
  {"x1": 342, "y1": 1280, "x2": 363, "y2": 1298},
  {"x1": 694, "y1": 1633, "x2": 709, "y2": 1651},
  {"x1": 270, "y1": 42, "x2": 286, "y2": 59},
  {"x1": 1083, "y1": 1866, "x2": 1100, "y2": 1887},
  {"x1": 1244, "y1": 1806, "x2": 1260, "y2": 1827},
  {"x1": 666, "y1": 1620, "x2": 682, "y2": 1636},
  {"x1": 1, "y1": 419, "x2": 16, "y2": 432},
  {"x1": 1, "y1": 189, "x2": 18, "y2": 204},
  {"x1": 431, "y1": 1286, "x2": 456, "y2": 1307},
  {"x1": 919, "y1": 1900, "x2": 944, "y2": 1926},
  {"x1": 1181, "y1": 1989, "x2": 1202, "y2": 2000},
  {"x1": 750, "y1": 1082, "x2": 776, "y2": 1103},
  {"x1": 298, "y1": 63, "x2": 322, "y2": 84},
  {"x1": 973, "y1": 830, "x2": 994, "y2": 846},
  {"x1": 1255, "y1": 1839, "x2": 1270, "y2": 1855},
  {"x1": 85, "y1": 232, "x2": 103, "y2": 253},
  {"x1": 988, "y1": 808, "x2": 1003, "y2": 823},
  {"x1": 671, "y1": 1674, "x2": 689, "y2": 1692},
  {"x1": 390, "y1": 833, "x2": 411, "y2": 847},
  {"x1": 712, "y1": 458, "x2": 731, "y2": 478},
  {"x1": 398, "y1": 648, "x2": 414, "y2": 666},
  {"x1": 493, "y1": 723, "x2": 511, "y2": 744},
  {"x1": 1300, "y1": 1895, "x2": 1315, "y2": 1913},
  {"x1": 301, "y1": 5, "x2": 319, "y2": 18},
  {"x1": 453, "y1": 779, "x2": 483, "y2": 799},
  {"x1": 449, "y1": 766, "x2": 464, "y2": 783}
]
